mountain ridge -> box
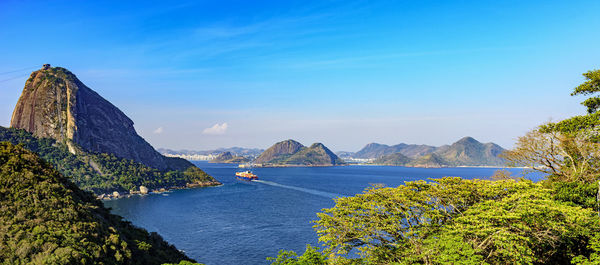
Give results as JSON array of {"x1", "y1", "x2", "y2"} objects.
[{"x1": 368, "y1": 137, "x2": 506, "y2": 167}]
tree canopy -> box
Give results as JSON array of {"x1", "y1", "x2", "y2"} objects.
[{"x1": 0, "y1": 142, "x2": 198, "y2": 264}]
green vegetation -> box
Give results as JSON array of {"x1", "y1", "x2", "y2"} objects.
[
  {"x1": 270, "y1": 69, "x2": 600, "y2": 264},
  {"x1": 0, "y1": 142, "x2": 198, "y2": 264},
  {"x1": 0, "y1": 127, "x2": 216, "y2": 194},
  {"x1": 267, "y1": 245, "x2": 327, "y2": 265}
]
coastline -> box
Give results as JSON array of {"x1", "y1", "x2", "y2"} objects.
[{"x1": 97, "y1": 180, "x2": 222, "y2": 200}]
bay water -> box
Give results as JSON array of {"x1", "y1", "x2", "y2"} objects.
[{"x1": 104, "y1": 162, "x2": 541, "y2": 265}]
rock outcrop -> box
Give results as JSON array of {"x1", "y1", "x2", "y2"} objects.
[{"x1": 10, "y1": 66, "x2": 168, "y2": 170}]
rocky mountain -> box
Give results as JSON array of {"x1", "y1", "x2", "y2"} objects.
[
  {"x1": 254, "y1": 139, "x2": 305, "y2": 164},
  {"x1": 210, "y1": 151, "x2": 250, "y2": 163},
  {"x1": 370, "y1": 137, "x2": 506, "y2": 167},
  {"x1": 5, "y1": 66, "x2": 219, "y2": 194},
  {"x1": 254, "y1": 140, "x2": 346, "y2": 166},
  {"x1": 354, "y1": 143, "x2": 437, "y2": 159},
  {"x1": 0, "y1": 142, "x2": 198, "y2": 264},
  {"x1": 11, "y1": 66, "x2": 167, "y2": 170}
]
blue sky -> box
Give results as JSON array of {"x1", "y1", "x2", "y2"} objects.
[{"x1": 1, "y1": 0, "x2": 599, "y2": 151}]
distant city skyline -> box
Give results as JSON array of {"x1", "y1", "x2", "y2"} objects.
[{"x1": 1, "y1": 0, "x2": 599, "y2": 151}]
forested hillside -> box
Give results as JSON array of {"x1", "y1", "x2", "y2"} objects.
[{"x1": 0, "y1": 142, "x2": 200, "y2": 264}]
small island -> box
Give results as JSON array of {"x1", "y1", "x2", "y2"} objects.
[{"x1": 253, "y1": 139, "x2": 346, "y2": 167}]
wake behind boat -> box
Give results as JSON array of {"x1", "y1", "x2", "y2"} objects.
[{"x1": 235, "y1": 171, "x2": 258, "y2": 181}]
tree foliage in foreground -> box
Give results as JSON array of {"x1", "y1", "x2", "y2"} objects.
[
  {"x1": 318, "y1": 178, "x2": 599, "y2": 264},
  {"x1": 0, "y1": 142, "x2": 197, "y2": 264},
  {"x1": 271, "y1": 178, "x2": 600, "y2": 265}
]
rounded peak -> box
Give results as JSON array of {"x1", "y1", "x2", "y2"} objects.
[
  {"x1": 456, "y1": 136, "x2": 479, "y2": 144},
  {"x1": 30, "y1": 66, "x2": 77, "y2": 83},
  {"x1": 275, "y1": 139, "x2": 304, "y2": 146}
]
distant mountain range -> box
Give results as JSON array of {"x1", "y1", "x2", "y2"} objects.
[
  {"x1": 210, "y1": 151, "x2": 250, "y2": 163},
  {"x1": 254, "y1": 139, "x2": 346, "y2": 166},
  {"x1": 353, "y1": 143, "x2": 437, "y2": 159},
  {"x1": 158, "y1": 147, "x2": 264, "y2": 157},
  {"x1": 368, "y1": 137, "x2": 506, "y2": 167}
]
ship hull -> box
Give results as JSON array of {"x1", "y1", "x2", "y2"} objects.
[{"x1": 236, "y1": 176, "x2": 258, "y2": 181}]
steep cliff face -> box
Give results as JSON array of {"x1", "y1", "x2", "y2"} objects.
[{"x1": 10, "y1": 66, "x2": 168, "y2": 170}]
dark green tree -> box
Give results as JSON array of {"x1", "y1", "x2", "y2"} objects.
[{"x1": 572, "y1": 70, "x2": 600, "y2": 114}]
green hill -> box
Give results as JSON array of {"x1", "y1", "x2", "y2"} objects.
[{"x1": 0, "y1": 141, "x2": 200, "y2": 264}]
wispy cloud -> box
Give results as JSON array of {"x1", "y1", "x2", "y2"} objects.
[
  {"x1": 203, "y1": 122, "x2": 228, "y2": 135},
  {"x1": 153, "y1": 127, "x2": 164, "y2": 134},
  {"x1": 285, "y1": 46, "x2": 530, "y2": 70}
]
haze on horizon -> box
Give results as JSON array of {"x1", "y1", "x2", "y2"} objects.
[{"x1": 1, "y1": 0, "x2": 599, "y2": 152}]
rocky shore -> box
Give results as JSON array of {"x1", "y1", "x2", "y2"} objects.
[{"x1": 97, "y1": 180, "x2": 222, "y2": 200}]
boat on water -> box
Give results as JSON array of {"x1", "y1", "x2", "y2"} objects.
[{"x1": 235, "y1": 171, "x2": 258, "y2": 181}]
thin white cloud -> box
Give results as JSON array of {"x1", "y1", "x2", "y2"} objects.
[
  {"x1": 153, "y1": 127, "x2": 164, "y2": 134},
  {"x1": 203, "y1": 123, "x2": 228, "y2": 135}
]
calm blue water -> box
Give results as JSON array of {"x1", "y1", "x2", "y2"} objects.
[{"x1": 104, "y1": 163, "x2": 541, "y2": 265}]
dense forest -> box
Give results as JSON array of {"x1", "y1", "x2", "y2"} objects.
[
  {"x1": 0, "y1": 127, "x2": 216, "y2": 194},
  {"x1": 269, "y1": 70, "x2": 600, "y2": 265},
  {"x1": 0, "y1": 142, "x2": 202, "y2": 264}
]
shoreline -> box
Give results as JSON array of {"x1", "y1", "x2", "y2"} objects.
[{"x1": 97, "y1": 180, "x2": 222, "y2": 200}]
